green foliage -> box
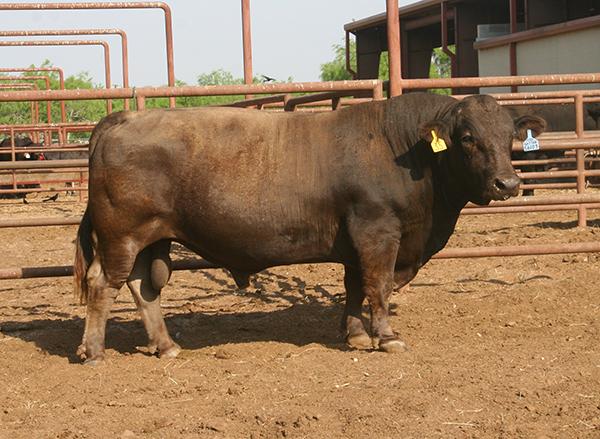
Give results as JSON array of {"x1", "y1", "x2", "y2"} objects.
[
  {"x1": 320, "y1": 43, "x2": 354, "y2": 81},
  {"x1": 429, "y1": 46, "x2": 453, "y2": 95},
  {"x1": 0, "y1": 60, "x2": 124, "y2": 127},
  {"x1": 0, "y1": 62, "x2": 292, "y2": 126}
]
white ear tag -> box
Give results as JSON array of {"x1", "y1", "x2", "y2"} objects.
[{"x1": 522, "y1": 129, "x2": 540, "y2": 152}]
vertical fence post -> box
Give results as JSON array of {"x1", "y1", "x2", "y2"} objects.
[
  {"x1": 241, "y1": 0, "x2": 253, "y2": 100},
  {"x1": 575, "y1": 93, "x2": 587, "y2": 227},
  {"x1": 386, "y1": 0, "x2": 402, "y2": 97},
  {"x1": 136, "y1": 95, "x2": 146, "y2": 111},
  {"x1": 9, "y1": 127, "x2": 16, "y2": 191}
]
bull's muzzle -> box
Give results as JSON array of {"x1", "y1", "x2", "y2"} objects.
[{"x1": 492, "y1": 174, "x2": 521, "y2": 200}]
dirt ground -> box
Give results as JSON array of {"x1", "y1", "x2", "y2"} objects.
[{"x1": 1, "y1": 193, "x2": 600, "y2": 438}]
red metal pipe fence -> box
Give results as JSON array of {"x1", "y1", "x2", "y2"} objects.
[
  {"x1": 0, "y1": 39, "x2": 112, "y2": 113},
  {"x1": 0, "y1": 67, "x2": 66, "y2": 122},
  {"x1": 0, "y1": 83, "x2": 39, "y2": 125},
  {"x1": 0, "y1": 2, "x2": 175, "y2": 106},
  {"x1": 0, "y1": 75, "x2": 53, "y2": 123},
  {"x1": 0, "y1": 29, "x2": 130, "y2": 109},
  {"x1": 1, "y1": 79, "x2": 600, "y2": 279}
]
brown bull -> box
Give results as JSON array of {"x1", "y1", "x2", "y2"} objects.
[{"x1": 74, "y1": 93, "x2": 545, "y2": 364}]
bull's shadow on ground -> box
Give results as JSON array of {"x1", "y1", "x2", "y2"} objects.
[
  {"x1": 531, "y1": 218, "x2": 600, "y2": 229},
  {"x1": 0, "y1": 294, "x2": 355, "y2": 364}
]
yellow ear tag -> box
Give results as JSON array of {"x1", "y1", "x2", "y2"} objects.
[{"x1": 430, "y1": 130, "x2": 447, "y2": 153}]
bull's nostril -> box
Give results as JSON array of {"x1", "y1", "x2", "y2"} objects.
[{"x1": 494, "y1": 179, "x2": 507, "y2": 191}]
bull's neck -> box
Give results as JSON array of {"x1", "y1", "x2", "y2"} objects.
[
  {"x1": 383, "y1": 94, "x2": 467, "y2": 213},
  {"x1": 431, "y1": 153, "x2": 468, "y2": 215}
]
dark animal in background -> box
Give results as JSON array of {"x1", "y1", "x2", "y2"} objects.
[
  {"x1": 74, "y1": 93, "x2": 545, "y2": 364},
  {"x1": 0, "y1": 136, "x2": 43, "y2": 200},
  {"x1": 506, "y1": 103, "x2": 600, "y2": 196}
]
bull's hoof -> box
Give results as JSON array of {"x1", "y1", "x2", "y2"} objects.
[
  {"x1": 379, "y1": 339, "x2": 408, "y2": 354},
  {"x1": 159, "y1": 343, "x2": 181, "y2": 359},
  {"x1": 83, "y1": 357, "x2": 105, "y2": 366},
  {"x1": 76, "y1": 343, "x2": 86, "y2": 358},
  {"x1": 346, "y1": 333, "x2": 373, "y2": 350},
  {"x1": 77, "y1": 343, "x2": 105, "y2": 364}
]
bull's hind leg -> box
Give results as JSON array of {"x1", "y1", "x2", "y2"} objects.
[
  {"x1": 126, "y1": 242, "x2": 180, "y2": 359},
  {"x1": 77, "y1": 247, "x2": 137, "y2": 365},
  {"x1": 342, "y1": 266, "x2": 371, "y2": 350}
]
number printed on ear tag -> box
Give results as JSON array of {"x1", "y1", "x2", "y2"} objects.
[
  {"x1": 523, "y1": 129, "x2": 540, "y2": 152},
  {"x1": 430, "y1": 130, "x2": 447, "y2": 153}
]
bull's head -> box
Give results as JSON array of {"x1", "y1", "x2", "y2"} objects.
[{"x1": 419, "y1": 95, "x2": 546, "y2": 205}]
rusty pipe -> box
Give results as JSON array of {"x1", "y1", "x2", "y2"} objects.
[
  {"x1": 4, "y1": 240, "x2": 600, "y2": 281},
  {"x1": 462, "y1": 203, "x2": 600, "y2": 215},
  {"x1": 241, "y1": 0, "x2": 253, "y2": 99},
  {"x1": 440, "y1": 1, "x2": 456, "y2": 77},
  {"x1": 509, "y1": 0, "x2": 518, "y2": 92},
  {"x1": 0, "y1": 67, "x2": 66, "y2": 121},
  {"x1": 0, "y1": 80, "x2": 384, "y2": 102},
  {"x1": 0, "y1": 75, "x2": 52, "y2": 122},
  {"x1": 0, "y1": 2, "x2": 174, "y2": 107},
  {"x1": 575, "y1": 93, "x2": 587, "y2": 226},
  {"x1": 403, "y1": 73, "x2": 600, "y2": 90},
  {"x1": 386, "y1": 0, "x2": 402, "y2": 96},
  {"x1": 0, "y1": 82, "x2": 38, "y2": 124},
  {"x1": 0, "y1": 29, "x2": 129, "y2": 110},
  {"x1": 0, "y1": 39, "x2": 112, "y2": 113},
  {"x1": 345, "y1": 30, "x2": 356, "y2": 78}
]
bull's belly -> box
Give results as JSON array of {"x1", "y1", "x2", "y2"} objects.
[{"x1": 174, "y1": 213, "x2": 339, "y2": 271}]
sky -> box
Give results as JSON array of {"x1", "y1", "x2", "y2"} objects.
[{"x1": 0, "y1": 0, "x2": 415, "y2": 87}]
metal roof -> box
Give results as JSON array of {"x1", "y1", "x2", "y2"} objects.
[{"x1": 344, "y1": 0, "x2": 444, "y2": 32}]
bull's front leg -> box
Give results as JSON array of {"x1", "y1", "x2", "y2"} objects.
[
  {"x1": 347, "y1": 216, "x2": 407, "y2": 353},
  {"x1": 341, "y1": 266, "x2": 371, "y2": 350}
]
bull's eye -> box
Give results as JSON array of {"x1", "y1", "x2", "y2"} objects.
[{"x1": 461, "y1": 134, "x2": 474, "y2": 143}]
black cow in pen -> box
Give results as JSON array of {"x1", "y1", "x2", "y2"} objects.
[
  {"x1": 0, "y1": 135, "x2": 43, "y2": 201},
  {"x1": 506, "y1": 103, "x2": 600, "y2": 196}
]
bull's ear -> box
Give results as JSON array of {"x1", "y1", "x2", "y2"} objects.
[
  {"x1": 418, "y1": 120, "x2": 451, "y2": 145},
  {"x1": 514, "y1": 115, "x2": 546, "y2": 141}
]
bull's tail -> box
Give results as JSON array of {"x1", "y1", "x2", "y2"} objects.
[{"x1": 74, "y1": 208, "x2": 94, "y2": 304}]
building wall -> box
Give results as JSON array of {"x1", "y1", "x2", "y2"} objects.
[{"x1": 478, "y1": 26, "x2": 600, "y2": 93}]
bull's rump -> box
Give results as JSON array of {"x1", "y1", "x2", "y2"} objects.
[{"x1": 89, "y1": 107, "x2": 371, "y2": 268}]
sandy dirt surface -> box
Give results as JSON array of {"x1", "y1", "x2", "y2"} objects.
[{"x1": 1, "y1": 194, "x2": 600, "y2": 438}]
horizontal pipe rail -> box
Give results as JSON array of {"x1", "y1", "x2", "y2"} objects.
[
  {"x1": 0, "y1": 2, "x2": 175, "y2": 106},
  {"x1": 463, "y1": 203, "x2": 600, "y2": 215},
  {"x1": 228, "y1": 94, "x2": 287, "y2": 108},
  {"x1": 465, "y1": 193, "x2": 600, "y2": 208},
  {"x1": 0, "y1": 39, "x2": 112, "y2": 113},
  {"x1": 431, "y1": 242, "x2": 600, "y2": 258},
  {"x1": 0, "y1": 80, "x2": 384, "y2": 102},
  {"x1": 3, "y1": 240, "x2": 600, "y2": 281},
  {"x1": 283, "y1": 91, "x2": 361, "y2": 111},
  {"x1": 0, "y1": 67, "x2": 66, "y2": 121},
  {"x1": 0, "y1": 28, "x2": 130, "y2": 109},
  {"x1": 402, "y1": 73, "x2": 600, "y2": 90},
  {"x1": 0, "y1": 217, "x2": 81, "y2": 228},
  {"x1": 0, "y1": 159, "x2": 87, "y2": 170}
]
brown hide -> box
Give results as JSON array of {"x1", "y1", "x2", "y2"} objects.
[{"x1": 74, "y1": 93, "x2": 540, "y2": 362}]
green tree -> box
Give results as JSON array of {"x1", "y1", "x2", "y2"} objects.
[
  {"x1": 320, "y1": 40, "x2": 389, "y2": 82},
  {"x1": 320, "y1": 42, "x2": 354, "y2": 81}
]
